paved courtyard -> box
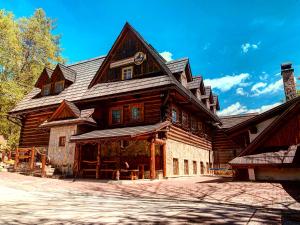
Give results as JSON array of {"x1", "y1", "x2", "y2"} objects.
[{"x1": 0, "y1": 172, "x2": 299, "y2": 224}]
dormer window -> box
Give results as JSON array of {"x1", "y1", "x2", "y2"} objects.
[
  {"x1": 42, "y1": 84, "x2": 51, "y2": 96},
  {"x1": 122, "y1": 66, "x2": 133, "y2": 80},
  {"x1": 54, "y1": 80, "x2": 64, "y2": 94}
]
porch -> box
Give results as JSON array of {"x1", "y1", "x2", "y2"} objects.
[{"x1": 70, "y1": 122, "x2": 169, "y2": 180}]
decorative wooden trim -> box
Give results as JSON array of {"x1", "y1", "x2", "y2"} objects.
[{"x1": 96, "y1": 143, "x2": 101, "y2": 179}]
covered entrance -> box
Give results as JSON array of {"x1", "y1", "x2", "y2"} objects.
[{"x1": 70, "y1": 122, "x2": 169, "y2": 180}]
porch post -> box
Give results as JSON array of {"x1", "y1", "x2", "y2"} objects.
[
  {"x1": 30, "y1": 147, "x2": 35, "y2": 170},
  {"x1": 150, "y1": 138, "x2": 156, "y2": 179},
  {"x1": 96, "y1": 143, "x2": 101, "y2": 179},
  {"x1": 73, "y1": 144, "x2": 79, "y2": 177},
  {"x1": 14, "y1": 147, "x2": 19, "y2": 170},
  {"x1": 162, "y1": 142, "x2": 167, "y2": 178}
]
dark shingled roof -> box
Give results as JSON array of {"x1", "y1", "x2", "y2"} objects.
[
  {"x1": 220, "y1": 113, "x2": 258, "y2": 129},
  {"x1": 40, "y1": 117, "x2": 96, "y2": 128},
  {"x1": 11, "y1": 57, "x2": 106, "y2": 112},
  {"x1": 70, "y1": 121, "x2": 170, "y2": 142},
  {"x1": 58, "y1": 64, "x2": 77, "y2": 83},
  {"x1": 229, "y1": 145, "x2": 299, "y2": 166},
  {"x1": 187, "y1": 76, "x2": 203, "y2": 90},
  {"x1": 165, "y1": 58, "x2": 189, "y2": 74}
]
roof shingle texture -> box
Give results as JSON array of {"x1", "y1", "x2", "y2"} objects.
[
  {"x1": 229, "y1": 145, "x2": 299, "y2": 165},
  {"x1": 187, "y1": 76, "x2": 203, "y2": 90},
  {"x1": 220, "y1": 113, "x2": 258, "y2": 129},
  {"x1": 165, "y1": 58, "x2": 188, "y2": 74},
  {"x1": 70, "y1": 121, "x2": 170, "y2": 142},
  {"x1": 11, "y1": 56, "x2": 188, "y2": 113}
]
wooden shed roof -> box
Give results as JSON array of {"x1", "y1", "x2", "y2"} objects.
[
  {"x1": 70, "y1": 121, "x2": 170, "y2": 142},
  {"x1": 229, "y1": 145, "x2": 299, "y2": 166},
  {"x1": 220, "y1": 113, "x2": 258, "y2": 129}
]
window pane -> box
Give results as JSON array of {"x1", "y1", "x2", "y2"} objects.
[
  {"x1": 112, "y1": 110, "x2": 121, "y2": 124},
  {"x1": 43, "y1": 85, "x2": 51, "y2": 96},
  {"x1": 172, "y1": 109, "x2": 177, "y2": 122},
  {"x1": 123, "y1": 67, "x2": 132, "y2": 80},
  {"x1": 55, "y1": 81, "x2": 64, "y2": 93},
  {"x1": 131, "y1": 107, "x2": 140, "y2": 120}
]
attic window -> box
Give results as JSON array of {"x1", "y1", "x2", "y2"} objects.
[
  {"x1": 42, "y1": 84, "x2": 51, "y2": 96},
  {"x1": 54, "y1": 80, "x2": 64, "y2": 94},
  {"x1": 122, "y1": 66, "x2": 133, "y2": 80}
]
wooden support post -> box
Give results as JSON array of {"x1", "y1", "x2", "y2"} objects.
[
  {"x1": 162, "y1": 142, "x2": 167, "y2": 178},
  {"x1": 73, "y1": 144, "x2": 79, "y2": 177},
  {"x1": 1, "y1": 151, "x2": 5, "y2": 162},
  {"x1": 78, "y1": 144, "x2": 82, "y2": 177},
  {"x1": 30, "y1": 147, "x2": 35, "y2": 170},
  {"x1": 150, "y1": 138, "x2": 156, "y2": 179},
  {"x1": 41, "y1": 154, "x2": 46, "y2": 177},
  {"x1": 8, "y1": 151, "x2": 11, "y2": 160},
  {"x1": 96, "y1": 143, "x2": 101, "y2": 179},
  {"x1": 14, "y1": 148, "x2": 19, "y2": 170}
]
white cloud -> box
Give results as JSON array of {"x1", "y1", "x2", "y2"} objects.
[
  {"x1": 241, "y1": 42, "x2": 260, "y2": 53},
  {"x1": 259, "y1": 72, "x2": 269, "y2": 81},
  {"x1": 218, "y1": 102, "x2": 248, "y2": 116},
  {"x1": 218, "y1": 102, "x2": 281, "y2": 116},
  {"x1": 251, "y1": 79, "x2": 283, "y2": 96},
  {"x1": 251, "y1": 82, "x2": 267, "y2": 92},
  {"x1": 160, "y1": 51, "x2": 173, "y2": 62},
  {"x1": 204, "y1": 73, "x2": 250, "y2": 92},
  {"x1": 236, "y1": 87, "x2": 247, "y2": 96},
  {"x1": 247, "y1": 102, "x2": 282, "y2": 113}
]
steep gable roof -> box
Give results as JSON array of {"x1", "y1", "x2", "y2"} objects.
[
  {"x1": 226, "y1": 96, "x2": 300, "y2": 135},
  {"x1": 238, "y1": 101, "x2": 300, "y2": 156},
  {"x1": 56, "y1": 64, "x2": 77, "y2": 83},
  {"x1": 48, "y1": 100, "x2": 80, "y2": 122},
  {"x1": 88, "y1": 22, "x2": 175, "y2": 88},
  {"x1": 166, "y1": 58, "x2": 189, "y2": 74},
  {"x1": 187, "y1": 76, "x2": 204, "y2": 90},
  {"x1": 34, "y1": 67, "x2": 53, "y2": 89},
  {"x1": 220, "y1": 113, "x2": 258, "y2": 129}
]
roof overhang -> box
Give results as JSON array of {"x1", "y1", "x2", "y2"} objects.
[{"x1": 70, "y1": 121, "x2": 170, "y2": 143}]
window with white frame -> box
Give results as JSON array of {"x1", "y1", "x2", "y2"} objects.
[{"x1": 122, "y1": 66, "x2": 133, "y2": 80}]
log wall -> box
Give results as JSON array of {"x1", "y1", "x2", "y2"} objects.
[{"x1": 19, "y1": 109, "x2": 54, "y2": 147}]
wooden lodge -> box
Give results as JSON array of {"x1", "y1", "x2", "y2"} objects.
[
  {"x1": 9, "y1": 23, "x2": 300, "y2": 181},
  {"x1": 9, "y1": 23, "x2": 220, "y2": 180}
]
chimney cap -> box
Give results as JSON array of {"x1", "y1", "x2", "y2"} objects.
[{"x1": 281, "y1": 62, "x2": 293, "y2": 70}]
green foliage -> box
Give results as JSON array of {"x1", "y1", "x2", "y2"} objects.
[{"x1": 0, "y1": 8, "x2": 64, "y2": 150}]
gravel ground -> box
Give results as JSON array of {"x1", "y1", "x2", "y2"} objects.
[{"x1": 0, "y1": 172, "x2": 299, "y2": 224}]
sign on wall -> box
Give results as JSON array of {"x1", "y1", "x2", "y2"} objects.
[{"x1": 110, "y1": 52, "x2": 146, "y2": 68}]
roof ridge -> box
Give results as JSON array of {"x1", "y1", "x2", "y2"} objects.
[
  {"x1": 67, "y1": 55, "x2": 106, "y2": 67},
  {"x1": 58, "y1": 63, "x2": 77, "y2": 73},
  {"x1": 166, "y1": 57, "x2": 189, "y2": 64},
  {"x1": 220, "y1": 113, "x2": 258, "y2": 119}
]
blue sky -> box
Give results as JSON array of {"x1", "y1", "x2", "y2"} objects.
[{"x1": 2, "y1": 0, "x2": 300, "y2": 115}]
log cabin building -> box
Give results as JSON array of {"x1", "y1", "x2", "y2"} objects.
[
  {"x1": 9, "y1": 23, "x2": 299, "y2": 181},
  {"x1": 9, "y1": 23, "x2": 221, "y2": 179}
]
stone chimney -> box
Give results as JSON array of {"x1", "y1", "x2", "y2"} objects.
[{"x1": 281, "y1": 62, "x2": 297, "y2": 101}]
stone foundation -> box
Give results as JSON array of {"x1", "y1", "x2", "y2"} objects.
[
  {"x1": 165, "y1": 139, "x2": 213, "y2": 177},
  {"x1": 48, "y1": 125, "x2": 77, "y2": 176}
]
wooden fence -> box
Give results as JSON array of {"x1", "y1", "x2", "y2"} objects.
[{"x1": 14, "y1": 147, "x2": 47, "y2": 177}]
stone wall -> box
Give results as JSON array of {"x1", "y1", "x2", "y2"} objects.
[
  {"x1": 48, "y1": 125, "x2": 77, "y2": 175},
  {"x1": 165, "y1": 139, "x2": 213, "y2": 177}
]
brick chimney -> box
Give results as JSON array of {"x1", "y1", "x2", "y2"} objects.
[{"x1": 281, "y1": 62, "x2": 297, "y2": 101}]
